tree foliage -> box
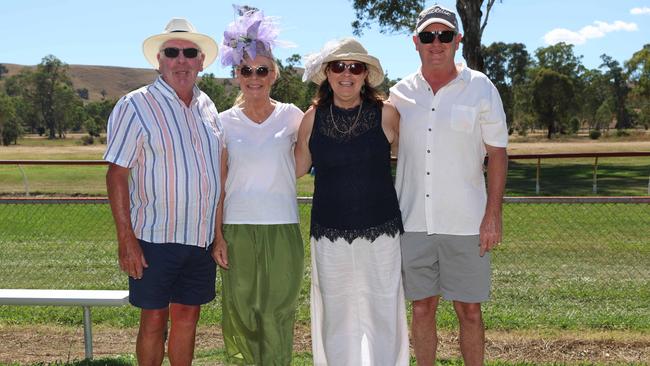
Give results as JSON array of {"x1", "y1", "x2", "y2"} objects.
[
  {"x1": 636, "y1": 100, "x2": 650, "y2": 129},
  {"x1": 271, "y1": 55, "x2": 313, "y2": 111},
  {"x1": 535, "y1": 43, "x2": 585, "y2": 81},
  {"x1": 531, "y1": 69, "x2": 574, "y2": 138},
  {"x1": 3, "y1": 41, "x2": 649, "y2": 144},
  {"x1": 626, "y1": 44, "x2": 650, "y2": 97},
  {"x1": 530, "y1": 43, "x2": 589, "y2": 136},
  {"x1": 0, "y1": 64, "x2": 7, "y2": 80},
  {"x1": 84, "y1": 99, "x2": 116, "y2": 137},
  {"x1": 76, "y1": 88, "x2": 89, "y2": 100},
  {"x1": 198, "y1": 73, "x2": 237, "y2": 112},
  {"x1": 600, "y1": 54, "x2": 630, "y2": 129},
  {"x1": 0, "y1": 93, "x2": 22, "y2": 145},
  {"x1": 595, "y1": 97, "x2": 615, "y2": 131},
  {"x1": 5, "y1": 55, "x2": 80, "y2": 139},
  {"x1": 579, "y1": 69, "x2": 610, "y2": 130},
  {"x1": 351, "y1": 0, "x2": 424, "y2": 36},
  {"x1": 350, "y1": 0, "x2": 500, "y2": 71},
  {"x1": 483, "y1": 42, "x2": 530, "y2": 130}
]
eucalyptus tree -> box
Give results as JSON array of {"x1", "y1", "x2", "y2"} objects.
[
  {"x1": 531, "y1": 69, "x2": 574, "y2": 138},
  {"x1": 350, "y1": 0, "x2": 500, "y2": 71},
  {"x1": 600, "y1": 54, "x2": 630, "y2": 129}
]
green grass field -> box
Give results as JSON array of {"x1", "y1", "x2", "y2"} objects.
[
  {"x1": 1, "y1": 135, "x2": 649, "y2": 364},
  {"x1": 507, "y1": 157, "x2": 650, "y2": 196},
  {"x1": 0, "y1": 201, "x2": 648, "y2": 365},
  {"x1": 1, "y1": 157, "x2": 648, "y2": 197},
  {"x1": 1, "y1": 202, "x2": 648, "y2": 330},
  {"x1": 1, "y1": 134, "x2": 649, "y2": 197}
]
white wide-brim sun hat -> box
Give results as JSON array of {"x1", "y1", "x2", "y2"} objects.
[
  {"x1": 303, "y1": 37, "x2": 385, "y2": 87},
  {"x1": 142, "y1": 18, "x2": 218, "y2": 69}
]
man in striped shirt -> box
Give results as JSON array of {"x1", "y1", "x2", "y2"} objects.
[{"x1": 104, "y1": 18, "x2": 222, "y2": 365}]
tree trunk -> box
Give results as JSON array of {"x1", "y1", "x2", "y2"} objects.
[
  {"x1": 615, "y1": 98, "x2": 629, "y2": 129},
  {"x1": 547, "y1": 122, "x2": 555, "y2": 139},
  {"x1": 456, "y1": 0, "x2": 485, "y2": 71}
]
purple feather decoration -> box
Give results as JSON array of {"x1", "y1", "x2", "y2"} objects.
[{"x1": 220, "y1": 4, "x2": 284, "y2": 67}]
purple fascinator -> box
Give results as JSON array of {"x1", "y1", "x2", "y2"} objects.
[{"x1": 221, "y1": 4, "x2": 293, "y2": 67}]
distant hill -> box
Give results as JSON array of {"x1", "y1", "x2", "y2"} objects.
[{"x1": 1, "y1": 63, "x2": 233, "y2": 102}]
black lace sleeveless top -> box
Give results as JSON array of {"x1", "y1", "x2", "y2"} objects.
[{"x1": 309, "y1": 101, "x2": 403, "y2": 244}]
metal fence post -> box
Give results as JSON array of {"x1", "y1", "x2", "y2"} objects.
[
  {"x1": 17, "y1": 164, "x2": 30, "y2": 197},
  {"x1": 83, "y1": 306, "x2": 93, "y2": 359},
  {"x1": 536, "y1": 157, "x2": 541, "y2": 195},
  {"x1": 593, "y1": 156, "x2": 599, "y2": 194}
]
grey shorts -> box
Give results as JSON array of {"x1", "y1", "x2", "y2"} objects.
[{"x1": 400, "y1": 232, "x2": 491, "y2": 303}]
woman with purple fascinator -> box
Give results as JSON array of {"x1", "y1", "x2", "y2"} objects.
[{"x1": 211, "y1": 5, "x2": 304, "y2": 365}]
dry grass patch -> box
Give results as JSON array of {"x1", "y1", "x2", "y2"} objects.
[
  {"x1": 0, "y1": 145, "x2": 106, "y2": 161},
  {"x1": 508, "y1": 140, "x2": 650, "y2": 155},
  {"x1": 1, "y1": 325, "x2": 649, "y2": 364}
]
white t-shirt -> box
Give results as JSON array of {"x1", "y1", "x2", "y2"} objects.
[
  {"x1": 389, "y1": 64, "x2": 508, "y2": 235},
  {"x1": 219, "y1": 102, "x2": 304, "y2": 224}
]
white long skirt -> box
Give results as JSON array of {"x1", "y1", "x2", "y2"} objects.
[{"x1": 310, "y1": 233, "x2": 409, "y2": 366}]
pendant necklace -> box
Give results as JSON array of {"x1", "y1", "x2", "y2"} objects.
[{"x1": 329, "y1": 100, "x2": 363, "y2": 134}]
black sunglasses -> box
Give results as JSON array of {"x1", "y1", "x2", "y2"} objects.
[
  {"x1": 239, "y1": 65, "x2": 271, "y2": 78},
  {"x1": 328, "y1": 61, "x2": 367, "y2": 75},
  {"x1": 162, "y1": 47, "x2": 200, "y2": 58},
  {"x1": 418, "y1": 30, "x2": 456, "y2": 44}
]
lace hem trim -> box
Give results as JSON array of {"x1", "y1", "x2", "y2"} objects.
[{"x1": 310, "y1": 216, "x2": 403, "y2": 244}]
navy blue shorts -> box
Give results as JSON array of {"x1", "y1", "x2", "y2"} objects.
[{"x1": 129, "y1": 240, "x2": 217, "y2": 309}]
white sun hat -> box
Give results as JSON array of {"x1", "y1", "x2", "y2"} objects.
[
  {"x1": 142, "y1": 18, "x2": 218, "y2": 69},
  {"x1": 302, "y1": 37, "x2": 385, "y2": 87}
]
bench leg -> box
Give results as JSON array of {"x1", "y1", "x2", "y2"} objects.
[{"x1": 83, "y1": 306, "x2": 93, "y2": 359}]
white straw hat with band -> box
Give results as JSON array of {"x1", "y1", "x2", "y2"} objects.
[
  {"x1": 302, "y1": 37, "x2": 385, "y2": 87},
  {"x1": 143, "y1": 18, "x2": 218, "y2": 69}
]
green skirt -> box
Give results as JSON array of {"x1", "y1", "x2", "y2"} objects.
[{"x1": 221, "y1": 223, "x2": 304, "y2": 365}]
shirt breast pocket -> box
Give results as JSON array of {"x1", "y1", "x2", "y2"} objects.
[{"x1": 450, "y1": 104, "x2": 478, "y2": 133}]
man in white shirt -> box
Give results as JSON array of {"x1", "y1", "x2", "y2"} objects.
[{"x1": 388, "y1": 5, "x2": 508, "y2": 365}]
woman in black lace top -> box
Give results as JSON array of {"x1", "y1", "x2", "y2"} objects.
[{"x1": 296, "y1": 38, "x2": 409, "y2": 366}]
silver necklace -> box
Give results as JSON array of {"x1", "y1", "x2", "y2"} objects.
[{"x1": 329, "y1": 100, "x2": 363, "y2": 135}]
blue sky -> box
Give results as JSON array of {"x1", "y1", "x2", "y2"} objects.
[{"x1": 1, "y1": 0, "x2": 649, "y2": 80}]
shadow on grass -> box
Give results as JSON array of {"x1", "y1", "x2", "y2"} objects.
[{"x1": 506, "y1": 160, "x2": 650, "y2": 196}]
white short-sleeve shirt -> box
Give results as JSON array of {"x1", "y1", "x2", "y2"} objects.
[
  {"x1": 389, "y1": 64, "x2": 508, "y2": 235},
  {"x1": 219, "y1": 102, "x2": 303, "y2": 224}
]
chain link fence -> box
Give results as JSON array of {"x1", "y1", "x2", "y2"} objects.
[{"x1": 1, "y1": 197, "x2": 649, "y2": 330}]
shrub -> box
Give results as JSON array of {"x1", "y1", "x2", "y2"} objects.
[
  {"x1": 517, "y1": 125, "x2": 528, "y2": 136},
  {"x1": 84, "y1": 117, "x2": 102, "y2": 137},
  {"x1": 569, "y1": 117, "x2": 581, "y2": 135},
  {"x1": 616, "y1": 129, "x2": 629, "y2": 137},
  {"x1": 589, "y1": 130, "x2": 601, "y2": 140},
  {"x1": 81, "y1": 135, "x2": 95, "y2": 145}
]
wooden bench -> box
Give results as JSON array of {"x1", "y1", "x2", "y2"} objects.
[{"x1": 0, "y1": 289, "x2": 129, "y2": 360}]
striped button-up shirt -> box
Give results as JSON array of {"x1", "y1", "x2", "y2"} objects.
[{"x1": 104, "y1": 76, "x2": 223, "y2": 247}]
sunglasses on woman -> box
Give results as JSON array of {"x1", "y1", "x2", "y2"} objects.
[
  {"x1": 239, "y1": 65, "x2": 271, "y2": 78},
  {"x1": 328, "y1": 61, "x2": 367, "y2": 75},
  {"x1": 162, "y1": 47, "x2": 200, "y2": 58},
  {"x1": 418, "y1": 30, "x2": 457, "y2": 44}
]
